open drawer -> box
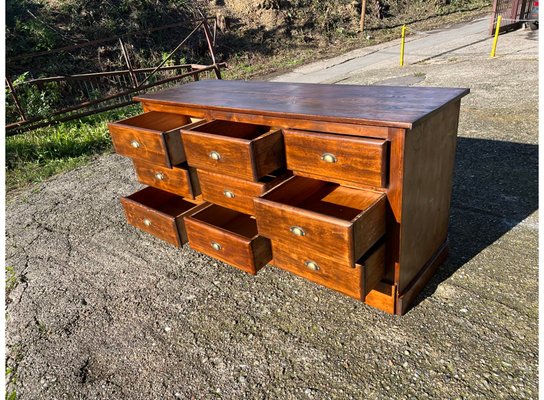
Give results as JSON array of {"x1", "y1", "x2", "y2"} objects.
[
  {"x1": 181, "y1": 120, "x2": 284, "y2": 181},
  {"x1": 133, "y1": 160, "x2": 201, "y2": 199},
  {"x1": 184, "y1": 204, "x2": 272, "y2": 275},
  {"x1": 197, "y1": 169, "x2": 290, "y2": 215},
  {"x1": 121, "y1": 186, "x2": 205, "y2": 247},
  {"x1": 108, "y1": 111, "x2": 192, "y2": 167},
  {"x1": 272, "y1": 241, "x2": 385, "y2": 299},
  {"x1": 254, "y1": 176, "x2": 385, "y2": 268}
]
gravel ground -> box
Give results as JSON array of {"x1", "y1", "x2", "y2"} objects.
[{"x1": 5, "y1": 25, "x2": 538, "y2": 399}]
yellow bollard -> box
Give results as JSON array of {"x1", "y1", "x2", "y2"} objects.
[
  {"x1": 490, "y1": 15, "x2": 502, "y2": 58},
  {"x1": 400, "y1": 25, "x2": 406, "y2": 66}
]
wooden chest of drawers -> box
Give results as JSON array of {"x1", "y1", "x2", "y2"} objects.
[{"x1": 108, "y1": 80, "x2": 469, "y2": 315}]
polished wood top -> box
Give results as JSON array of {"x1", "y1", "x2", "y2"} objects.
[{"x1": 135, "y1": 80, "x2": 469, "y2": 129}]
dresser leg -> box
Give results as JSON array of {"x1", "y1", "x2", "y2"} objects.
[{"x1": 395, "y1": 240, "x2": 449, "y2": 315}]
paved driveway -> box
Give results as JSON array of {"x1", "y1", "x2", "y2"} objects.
[{"x1": 6, "y1": 21, "x2": 538, "y2": 399}]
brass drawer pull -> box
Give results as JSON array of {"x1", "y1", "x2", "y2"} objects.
[
  {"x1": 143, "y1": 218, "x2": 152, "y2": 227},
  {"x1": 130, "y1": 140, "x2": 141, "y2": 148},
  {"x1": 305, "y1": 260, "x2": 320, "y2": 271},
  {"x1": 209, "y1": 151, "x2": 221, "y2": 161},
  {"x1": 290, "y1": 226, "x2": 305, "y2": 236},
  {"x1": 211, "y1": 242, "x2": 222, "y2": 251},
  {"x1": 321, "y1": 153, "x2": 337, "y2": 163},
  {"x1": 154, "y1": 172, "x2": 165, "y2": 180},
  {"x1": 223, "y1": 190, "x2": 235, "y2": 199}
]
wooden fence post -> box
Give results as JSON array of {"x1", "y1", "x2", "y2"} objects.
[{"x1": 359, "y1": 0, "x2": 368, "y2": 32}]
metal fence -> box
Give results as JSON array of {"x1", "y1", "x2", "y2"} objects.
[
  {"x1": 5, "y1": 17, "x2": 225, "y2": 135},
  {"x1": 490, "y1": 0, "x2": 533, "y2": 35}
]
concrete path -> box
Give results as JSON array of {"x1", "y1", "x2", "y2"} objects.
[
  {"x1": 6, "y1": 20, "x2": 538, "y2": 399},
  {"x1": 273, "y1": 18, "x2": 490, "y2": 84}
]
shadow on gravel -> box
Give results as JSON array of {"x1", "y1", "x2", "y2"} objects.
[{"x1": 411, "y1": 137, "x2": 538, "y2": 308}]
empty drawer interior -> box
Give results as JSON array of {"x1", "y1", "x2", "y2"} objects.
[
  {"x1": 261, "y1": 176, "x2": 383, "y2": 221},
  {"x1": 190, "y1": 120, "x2": 271, "y2": 140},
  {"x1": 189, "y1": 204, "x2": 259, "y2": 239},
  {"x1": 115, "y1": 111, "x2": 192, "y2": 132},
  {"x1": 125, "y1": 186, "x2": 197, "y2": 216}
]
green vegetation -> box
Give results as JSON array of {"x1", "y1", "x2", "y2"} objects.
[
  {"x1": 5, "y1": 0, "x2": 492, "y2": 192},
  {"x1": 6, "y1": 105, "x2": 141, "y2": 191},
  {"x1": 5, "y1": 266, "x2": 17, "y2": 293},
  {"x1": 5, "y1": 344, "x2": 23, "y2": 400}
]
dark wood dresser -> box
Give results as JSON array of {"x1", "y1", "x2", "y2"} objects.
[{"x1": 108, "y1": 80, "x2": 469, "y2": 315}]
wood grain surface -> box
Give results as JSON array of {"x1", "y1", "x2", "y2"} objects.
[
  {"x1": 108, "y1": 111, "x2": 190, "y2": 167},
  {"x1": 132, "y1": 160, "x2": 200, "y2": 199},
  {"x1": 121, "y1": 186, "x2": 205, "y2": 247},
  {"x1": 271, "y1": 241, "x2": 365, "y2": 299},
  {"x1": 125, "y1": 80, "x2": 468, "y2": 314},
  {"x1": 181, "y1": 120, "x2": 284, "y2": 181},
  {"x1": 184, "y1": 204, "x2": 272, "y2": 274},
  {"x1": 271, "y1": 241, "x2": 385, "y2": 299},
  {"x1": 135, "y1": 80, "x2": 469, "y2": 129},
  {"x1": 254, "y1": 176, "x2": 386, "y2": 267},
  {"x1": 397, "y1": 101, "x2": 460, "y2": 293},
  {"x1": 284, "y1": 129, "x2": 388, "y2": 188},
  {"x1": 197, "y1": 169, "x2": 290, "y2": 215}
]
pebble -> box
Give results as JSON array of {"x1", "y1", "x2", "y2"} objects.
[
  {"x1": 164, "y1": 326, "x2": 171, "y2": 332},
  {"x1": 460, "y1": 308, "x2": 468, "y2": 313}
]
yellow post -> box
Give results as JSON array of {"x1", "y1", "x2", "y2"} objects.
[
  {"x1": 400, "y1": 25, "x2": 406, "y2": 66},
  {"x1": 490, "y1": 15, "x2": 502, "y2": 58}
]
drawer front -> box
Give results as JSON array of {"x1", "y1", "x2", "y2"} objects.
[
  {"x1": 255, "y1": 198, "x2": 354, "y2": 266},
  {"x1": 121, "y1": 196, "x2": 182, "y2": 247},
  {"x1": 284, "y1": 129, "x2": 388, "y2": 188},
  {"x1": 182, "y1": 132, "x2": 254, "y2": 179},
  {"x1": 108, "y1": 112, "x2": 187, "y2": 167},
  {"x1": 254, "y1": 192, "x2": 386, "y2": 267},
  {"x1": 110, "y1": 124, "x2": 170, "y2": 166},
  {"x1": 198, "y1": 170, "x2": 263, "y2": 215},
  {"x1": 272, "y1": 242, "x2": 363, "y2": 299},
  {"x1": 120, "y1": 186, "x2": 205, "y2": 247},
  {"x1": 133, "y1": 161, "x2": 200, "y2": 199},
  {"x1": 197, "y1": 170, "x2": 289, "y2": 215},
  {"x1": 184, "y1": 215, "x2": 272, "y2": 275},
  {"x1": 272, "y1": 241, "x2": 385, "y2": 299}
]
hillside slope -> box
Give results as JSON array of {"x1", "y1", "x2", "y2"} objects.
[{"x1": 7, "y1": 0, "x2": 491, "y2": 77}]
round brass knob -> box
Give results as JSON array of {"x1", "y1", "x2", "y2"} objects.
[
  {"x1": 223, "y1": 190, "x2": 235, "y2": 199},
  {"x1": 305, "y1": 260, "x2": 320, "y2": 271},
  {"x1": 130, "y1": 140, "x2": 140, "y2": 148},
  {"x1": 155, "y1": 172, "x2": 165, "y2": 180},
  {"x1": 209, "y1": 151, "x2": 221, "y2": 161},
  {"x1": 211, "y1": 242, "x2": 222, "y2": 251},
  {"x1": 321, "y1": 153, "x2": 337, "y2": 163},
  {"x1": 290, "y1": 226, "x2": 306, "y2": 236},
  {"x1": 143, "y1": 218, "x2": 152, "y2": 226}
]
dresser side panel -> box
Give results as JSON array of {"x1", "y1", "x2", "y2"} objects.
[{"x1": 398, "y1": 100, "x2": 461, "y2": 293}]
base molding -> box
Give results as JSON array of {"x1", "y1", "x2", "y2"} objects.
[
  {"x1": 395, "y1": 240, "x2": 449, "y2": 315},
  {"x1": 364, "y1": 282, "x2": 397, "y2": 314}
]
